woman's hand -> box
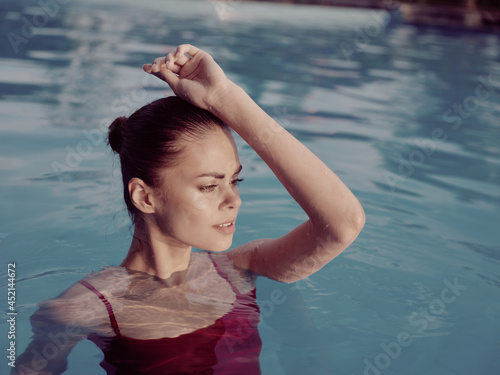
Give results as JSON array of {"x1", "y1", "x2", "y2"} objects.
[{"x1": 143, "y1": 44, "x2": 233, "y2": 111}]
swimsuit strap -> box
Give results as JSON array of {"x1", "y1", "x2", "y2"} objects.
[
  {"x1": 207, "y1": 252, "x2": 241, "y2": 296},
  {"x1": 78, "y1": 280, "x2": 121, "y2": 336}
]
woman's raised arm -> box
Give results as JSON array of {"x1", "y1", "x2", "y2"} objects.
[{"x1": 144, "y1": 44, "x2": 365, "y2": 283}]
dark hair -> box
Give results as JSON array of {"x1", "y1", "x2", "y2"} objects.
[{"x1": 108, "y1": 96, "x2": 229, "y2": 223}]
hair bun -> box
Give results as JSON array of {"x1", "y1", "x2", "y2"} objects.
[{"x1": 108, "y1": 116, "x2": 127, "y2": 154}]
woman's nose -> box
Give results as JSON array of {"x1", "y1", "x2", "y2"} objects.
[{"x1": 221, "y1": 184, "x2": 242, "y2": 209}]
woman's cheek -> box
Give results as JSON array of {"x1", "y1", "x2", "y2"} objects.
[
  {"x1": 178, "y1": 192, "x2": 211, "y2": 225},
  {"x1": 191, "y1": 192, "x2": 209, "y2": 211}
]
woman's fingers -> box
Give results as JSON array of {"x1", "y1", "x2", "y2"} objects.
[
  {"x1": 142, "y1": 57, "x2": 168, "y2": 74},
  {"x1": 143, "y1": 48, "x2": 192, "y2": 75},
  {"x1": 150, "y1": 56, "x2": 178, "y2": 74},
  {"x1": 142, "y1": 44, "x2": 205, "y2": 98},
  {"x1": 158, "y1": 64, "x2": 180, "y2": 91},
  {"x1": 174, "y1": 44, "x2": 200, "y2": 60},
  {"x1": 143, "y1": 44, "x2": 200, "y2": 73},
  {"x1": 169, "y1": 48, "x2": 193, "y2": 67},
  {"x1": 142, "y1": 61, "x2": 179, "y2": 89},
  {"x1": 143, "y1": 44, "x2": 201, "y2": 71}
]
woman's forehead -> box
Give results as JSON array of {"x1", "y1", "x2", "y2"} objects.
[{"x1": 165, "y1": 129, "x2": 240, "y2": 178}]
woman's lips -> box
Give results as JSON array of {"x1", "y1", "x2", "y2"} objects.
[{"x1": 213, "y1": 221, "x2": 236, "y2": 234}]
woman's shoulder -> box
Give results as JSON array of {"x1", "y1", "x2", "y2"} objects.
[
  {"x1": 201, "y1": 251, "x2": 257, "y2": 295},
  {"x1": 34, "y1": 267, "x2": 129, "y2": 331},
  {"x1": 79, "y1": 266, "x2": 132, "y2": 296}
]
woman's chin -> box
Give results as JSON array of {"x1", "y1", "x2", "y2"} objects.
[{"x1": 204, "y1": 239, "x2": 233, "y2": 252}]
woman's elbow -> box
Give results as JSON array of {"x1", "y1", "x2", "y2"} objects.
[
  {"x1": 351, "y1": 205, "x2": 366, "y2": 237},
  {"x1": 333, "y1": 203, "x2": 365, "y2": 245}
]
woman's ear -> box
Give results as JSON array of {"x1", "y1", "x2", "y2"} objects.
[{"x1": 128, "y1": 178, "x2": 156, "y2": 214}]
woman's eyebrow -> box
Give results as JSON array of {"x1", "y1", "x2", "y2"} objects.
[
  {"x1": 234, "y1": 164, "x2": 243, "y2": 175},
  {"x1": 196, "y1": 164, "x2": 242, "y2": 179}
]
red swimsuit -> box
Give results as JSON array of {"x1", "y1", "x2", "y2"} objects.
[{"x1": 78, "y1": 254, "x2": 262, "y2": 374}]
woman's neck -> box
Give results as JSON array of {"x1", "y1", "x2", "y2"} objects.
[{"x1": 121, "y1": 219, "x2": 192, "y2": 280}]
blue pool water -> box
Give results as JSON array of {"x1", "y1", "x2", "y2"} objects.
[{"x1": 1, "y1": 0, "x2": 500, "y2": 374}]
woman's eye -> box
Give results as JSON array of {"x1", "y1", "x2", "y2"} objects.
[
  {"x1": 231, "y1": 178, "x2": 244, "y2": 186},
  {"x1": 200, "y1": 178, "x2": 243, "y2": 192},
  {"x1": 200, "y1": 185, "x2": 217, "y2": 192}
]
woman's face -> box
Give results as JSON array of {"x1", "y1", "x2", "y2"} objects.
[{"x1": 152, "y1": 127, "x2": 242, "y2": 252}]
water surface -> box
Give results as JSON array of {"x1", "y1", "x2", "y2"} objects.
[{"x1": 1, "y1": 1, "x2": 499, "y2": 374}]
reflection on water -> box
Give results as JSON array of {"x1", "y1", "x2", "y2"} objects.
[{"x1": 1, "y1": 0, "x2": 499, "y2": 374}]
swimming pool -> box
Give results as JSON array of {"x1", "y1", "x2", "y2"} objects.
[{"x1": 1, "y1": 0, "x2": 499, "y2": 373}]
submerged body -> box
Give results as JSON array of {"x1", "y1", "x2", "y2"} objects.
[
  {"x1": 19, "y1": 252, "x2": 261, "y2": 374},
  {"x1": 83, "y1": 252, "x2": 261, "y2": 374}
]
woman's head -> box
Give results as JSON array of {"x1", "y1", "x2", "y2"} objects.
[{"x1": 108, "y1": 96, "x2": 242, "y2": 251}]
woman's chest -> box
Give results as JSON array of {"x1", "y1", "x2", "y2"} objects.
[{"x1": 107, "y1": 267, "x2": 238, "y2": 339}]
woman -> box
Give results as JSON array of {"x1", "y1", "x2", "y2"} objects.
[{"x1": 14, "y1": 44, "x2": 364, "y2": 374}]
